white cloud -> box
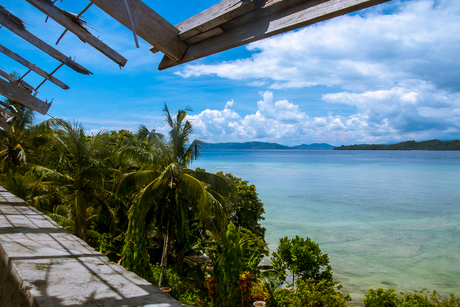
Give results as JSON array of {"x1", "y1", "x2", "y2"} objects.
[
  {"x1": 175, "y1": 0, "x2": 460, "y2": 144},
  {"x1": 176, "y1": 0, "x2": 460, "y2": 93},
  {"x1": 185, "y1": 87, "x2": 460, "y2": 145}
]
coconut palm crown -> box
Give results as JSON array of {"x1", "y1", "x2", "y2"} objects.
[{"x1": 118, "y1": 104, "x2": 236, "y2": 287}]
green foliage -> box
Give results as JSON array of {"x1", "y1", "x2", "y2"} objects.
[
  {"x1": 108, "y1": 129, "x2": 136, "y2": 151},
  {"x1": 364, "y1": 288, "x2": 399, "y2": 307},
  {"x1": 2, "y1": 102, "x2": 459, "y2": 307},
  {"x1": 213, "y1": 222, "x2": 247, "y2": 307},
  {"x1": 364, "y1": 288, "x2": 460, "y2": 307},
  {"x1": 150, "y1": 264, "x2": 206, "y2": 305},
  {"x1": 334, "y1": 139, "x2": 460, "y2": 150},
  {"x1": 219, "y1": 172, "x2": 266, "y2": 239},
  {"x1": 272, "y1": 279, "x2": 351, "y2": 307},
  {"x1": 250, "y1": 280, "x2": 271, "y2": 305},
  {"x1": 121, "y1": 202, "x2": 151, "y2": 280},
  {"x1": 271, "y1": 236, "x2": 332, "y2": 286}
]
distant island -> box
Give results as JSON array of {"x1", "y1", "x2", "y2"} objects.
[
  {"x1": 334, "y1": 139, "x2": 460, "y2": 150},
  {"x1": 205, "y1": 142, "x2": 336, "y2": 150}
]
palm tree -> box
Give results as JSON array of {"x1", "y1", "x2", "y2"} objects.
[
  {"x1": 34, "y1": 120, "x2": 115, "y2": 241},
  {"x1": 118, "y1": 104, "x2": 235, "y2": 287},
  {"x1": 0, "y1": 98, "x2": 35, "y2": 172}
]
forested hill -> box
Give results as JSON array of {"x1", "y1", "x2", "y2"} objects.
[
  {"x1": 205, "y1": 142, "x2": 335, "y2": 149},
  {"x1": 334, "y1": 139, "x2": 460, "y2": 150}
]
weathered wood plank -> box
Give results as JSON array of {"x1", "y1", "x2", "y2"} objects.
[
  {"x1": 0, "y1": 117, "x2": 12, "y2": 130},
  {"x1": 0, "y1": 106, "x2": 16, "y2": 118},
  {"x1": 176, "y1": 0, "x2": 266, "y2": 41},
  {"x1": 0, "y1": 68, "x2": 34, "y2": 93},
  {"x1": 185, "y1": 26, "x2": 224, "y2": 45},
  {"x1": 90, "y1": 0, "x2": 188, "y2": 61},
  {"x1": 0, "y1": 6, "x2": 92, "y2": 75},
  {"x1": 25, "y1": 0, "x2": 127, "y2": 67},
  {"x1": 0, "y1": 78, "x2": 51, "y2": 115},
  {"x1": 159, "y1": 0, "x2": 389, "y2": 70},
  {"x1": 0, "y1": 107, "x2": 17, "y2": 117},
  {"x1": 0, "y1": 44, "x2": 70, "y2": 90},
  {"x1": 221, "y1": 0, "x2": 314, "y2": 32}
]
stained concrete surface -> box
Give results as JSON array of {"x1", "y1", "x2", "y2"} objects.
[{"x1": 0, "y1": 186, "x2": 182, "y2": 307}]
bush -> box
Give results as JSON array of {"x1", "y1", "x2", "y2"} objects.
[
  {"x1": 364, "y1": 288, "x2": 399, "y2": 307},
  {"x1": 270, "y1": 279, "x2": 351, "y2": 307},
  {"x1": 271, "y1": 236, "x2": 332, "y2": 286},
  {"x1": 364, "y1": 288, "x2": 460, "y2": 307},
  {"x1": 150, "y1": 264, "x2": 205, "y2": 305}
]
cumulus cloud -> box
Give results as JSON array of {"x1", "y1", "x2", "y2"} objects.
[
  {"x1": 176, "y1": 0, "x2": 460, "y2": 144},
  {"x1": 177, "y1": 0, "x2": 460, "y2": 92},
  {"x1": 186, "y1": 88, "x2": 460, "y2": 145},
  {"x1": 186, "y1": 92, "x2": 355, "y2": 144}
]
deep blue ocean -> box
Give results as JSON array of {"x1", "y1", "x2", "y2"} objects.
[{"x1": 192, "y1": 149, "x2": 460, "y2": 302}]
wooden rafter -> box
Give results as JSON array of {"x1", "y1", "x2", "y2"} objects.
[
  {"x1": 0, "y1": 44, "x2": 70, "y2": 90},
  {"x1": 0, "y1": 106, "x2": 16, "y2": 118},
  {"x1": 0, "y1": 117, "x2": 12, "y2": 130},
  {"x1": 0, "y1": 68, "x2": 34, "y2": 93},
  {"x1": 90, "y1": 0, "x2": 188, "y2": 61},
  {"x1": 0, "y1": 6, "x2": 92, "y2": 75},
  {"x1": 0, "y1": 78, "x2": 51, "y2": 115},
  {"x1": 25, "y1": 0, "x2": 127, "y2": 67},
  {"x1": 158, "y1": 0, "x2": 389, "y2": 70},
  {"x1": 176, "y1": 0, "x2": 267, "y2": 41}
]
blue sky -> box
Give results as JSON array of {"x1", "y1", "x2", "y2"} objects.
[{"x1": 1, "y1": 0, "x2": 459, "y2": 146}]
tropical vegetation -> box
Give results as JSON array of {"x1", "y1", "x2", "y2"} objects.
[{"x1": 1, "y1": 97, "x2": 459, "y2": 306}]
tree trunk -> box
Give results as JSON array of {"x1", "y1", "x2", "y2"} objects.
[
  {"x1": 159, "y1": 213, "x2": 171, "y2": 287},
  {"x1": 159, "y1": 185, "x2": 174, "y2": 287}
]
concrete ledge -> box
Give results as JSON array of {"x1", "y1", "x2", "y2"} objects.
[{"x1": 0, "y1": 186, "x2": 182, "y2": 307}]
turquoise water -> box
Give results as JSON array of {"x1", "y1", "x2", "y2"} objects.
[{"x1": 192, "y1": 150, "x2": 460, "y2": 302}]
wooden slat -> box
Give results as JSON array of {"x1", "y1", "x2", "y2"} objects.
[
  {"x1": 25, "y1": 0, "x2": 127, "y2": 67},
  {"x1": 159, "y1": 0, "x2": 389, "y2": 70},
  {"x1": 185, "y1": 26, "x2": 224, "y2": 45},
  {"x1": 0, "y1": 7, "x2": 92, "y2": 75},
  {"x1": 176, "y1": 0, "x2": 266, "y2": 41},
  {"x1": 0, "y1": 68, "x2": 34, "y2": 93},
  {"x1": 0, "y1": 117, "x2": 12, "y2": 130},
  {"x1": 0, "y1": 44, "x2": 70, "y2": 90},
  {"x1": 0, "y1": 78, "x2": 51, "y2": 115},
  {"x1": 221, "y1": 0, "x2": 315, "y2": 32},
  {"x1": 0, "y1": 106, "x2": 16, "y2": 118},
  {"x1": 90, "y1": 0, "x2": 188, "y2": 61}
]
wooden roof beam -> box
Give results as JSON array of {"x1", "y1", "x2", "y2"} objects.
[
  {"x1": 176, "y1": 0, "x2": 267, "y2": 41},
  {"x1": 25, "y1": 0, "x2": 127, "y2": 67},
  {"x1": 0, "y1": 117, "x2": 12, "y2": 130},
  {"x1": 0, "y1": 78, "x2": 51, "y2": 115},
  {"x1": 90, "y1": 0, "x2": 188, "y2": 61},
  {"x1": 0, "y1": 6, "x2": 92, "y2": 75},
  {"x1": 0, "y1": 68, "x2": 35, "y2": 93},
  {"x1": 0, "y1": 44, "x2": 70, "y2": 90},
  {"x1": 159, "y1": 0, "x2": 389, "y2": 70}
]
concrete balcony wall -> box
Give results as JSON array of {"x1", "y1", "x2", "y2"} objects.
[{"x1": 0, "y1": 186, "x2": 182, "y2": 307}]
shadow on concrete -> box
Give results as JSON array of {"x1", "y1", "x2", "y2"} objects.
[{"x1": 0, "y1": 188, "x2": 181, "y2": 307}]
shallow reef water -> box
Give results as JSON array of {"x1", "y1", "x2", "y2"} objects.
[{"x1": 194, "y1": 149, "x2": 460, "y2": 303}]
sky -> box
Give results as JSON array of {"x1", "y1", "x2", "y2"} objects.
[{"x1": 1, "y1": 0, "x2": 459, "y2": 146}]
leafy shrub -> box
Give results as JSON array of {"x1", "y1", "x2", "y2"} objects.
[
  {"x1": 272, "y1": 279, "x2": 351, "y2": 307},
  {"x1": 364, "y1": 288, "x2": 399, "y2": 307},
  {"x1": 250, "y1": 280, "x2": 271, "y2": 305},
  {"x1": 364, "y1": 288, "x2": 460, "y2": 307},
  {"x1": 213, "y1": 222, "x2": 247, "y2": 307},
  {"x1": 271, "y1": 236, "x2": 332, "y2": 286},
  {"x1": 150, "y1": 264, "x2": 205, "y2": 305}
]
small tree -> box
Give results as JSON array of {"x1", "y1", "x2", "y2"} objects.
[
  {"x1": 214, "y1": 222, "x2": 246, "y2": 307},
  {"x1": 271, "y1": 236, "x2": 332, "y2": 286},
  {"x1": 219, "y1": 172, "x2": 266, "y2": 239}
]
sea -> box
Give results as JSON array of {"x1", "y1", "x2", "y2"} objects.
[{"x1": 192, "y1": 149, "x2": 460, "y2": 303}]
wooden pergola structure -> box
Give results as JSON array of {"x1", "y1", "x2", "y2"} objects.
[{"x1": 0, "y1": 0, "x2": 389, "y2": 128}]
